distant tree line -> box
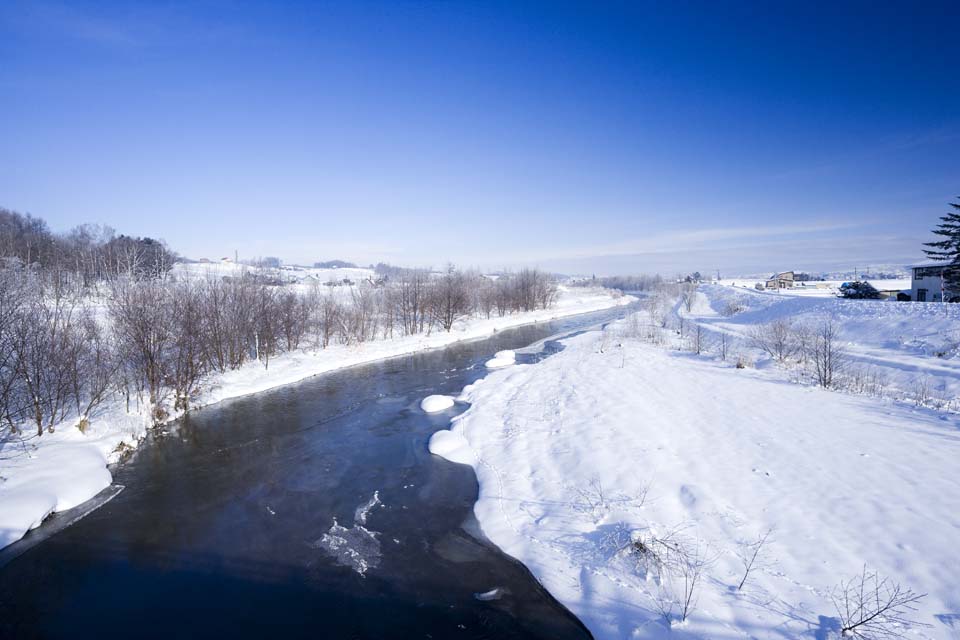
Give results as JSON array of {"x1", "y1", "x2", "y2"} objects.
[
  {"x1": 0, "y1": 207, "x2": 176, "y2": 292},
  {"x1": 0, "y1": 210, "x2": 559, "y2": 438},
  {"x1": 573, "y1": 274, "x2": 665, "y2": 292},
  {"x1": 315, "y1": 259, "x2": 358, "y2": 269}
]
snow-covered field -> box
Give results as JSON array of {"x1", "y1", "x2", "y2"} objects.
[
  {"x1": 0, "y1": 286, "x2": 629, "y2": 552},
  {"x1": 691, "y1": 284, "x2": 960, "y2": 403},
  {"x1": 430, "y1": 289, "x2": 960, "y2": 639}
]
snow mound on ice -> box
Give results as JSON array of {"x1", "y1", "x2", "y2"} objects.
[
  {"x1": 428, "y1": 430, "x2": 473, "y2": 464},
  {"x1": 420, "y1": 395, "x2": 455, "y2": 413},
  {"x1": 485, "y1": 349, "x2": 516, "y2": 368}
]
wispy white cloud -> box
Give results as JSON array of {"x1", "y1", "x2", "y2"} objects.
[{"x1": 498, "y1": 221, "x2": 864, "y2": 264}]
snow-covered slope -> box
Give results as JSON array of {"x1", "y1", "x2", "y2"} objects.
[
  {"x1": 430, "y1": 318, "x2": 960, "y2": 639},
  {"x1": 0, "y1": 286, "x2": 631, "y2": 551},
  {"x1": 692, "y1": 284, "x2": 960, "y2": 402}
]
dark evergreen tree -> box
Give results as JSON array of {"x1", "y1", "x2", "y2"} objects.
[
  {"x1": 839, "y1": 281, "x2": 881, "y2": 299},
  {"x1": 923, "y1": 198, "x2": 960, "y2": 294}
]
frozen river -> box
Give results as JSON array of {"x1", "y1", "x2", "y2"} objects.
[{"x1": 0, "y1": 305, "x2": 632, "y2": 639}]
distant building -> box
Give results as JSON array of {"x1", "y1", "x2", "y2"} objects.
[
  {"x1": 909, "y1": 263, "x2": 951, "y2": 302},
  {"x1": 764, "y1": 271, "x2": 795, "y2": 289}
]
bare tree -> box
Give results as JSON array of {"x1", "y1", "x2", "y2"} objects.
[
  {"x1": 692, "y1": 324, "x2": 705, "y2": 355},
  {"x1": 109, "y1": 279, "x2": 173, "y2": 417},
  {"x1": 167, "y1": 281, "x2": 207, "y2": 410},
  {"x1": 680, "y1": 282, "x2": 698, "y2": 313},
  {"x1": 70, "y1": 310, "x2": 117, "y2": 430},
  {"x1": 277, "y1": 288, "x2": 309, "y2": 350},
  {"x1": 10, "y1": 295, "x2": 78, "y2": 435},
  {"x1": 0, "y1": 265, "x2": 29, "y2": 435},
  {"x1": 431, "y1": 265, "x2": 471, "y2": 332},
  {"x1": 831, "y1": 567, "x2": 928, "y2": 639},
  {"x1": 812, "y1": 319, "x2": 845, "y2": 388},
  {"x1": 749, "y1": 319, "x2": 796, "y2": 363},
  {"x1": 737, "y1": 527, "x2": 774, "y2": 591}
]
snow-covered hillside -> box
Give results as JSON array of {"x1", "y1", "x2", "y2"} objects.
[
  {"x1": 689, "y1": 284, "x2": 960, "y2": 404},
  {"x1": 430, "y1": 306, "x2": 960, "y2": 639},
  {"x1": 0, "y1": 286, "x2": 630, "y2": 552},
  {"x1": 172, "y1": 261, "x2": 375, "y2": 285}
]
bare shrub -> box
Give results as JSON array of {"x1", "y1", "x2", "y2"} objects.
[
  {"x1": 602, "y1": 523, "x2": 709, "y2": 625},
  {"x1": 571, "y1": 476, "x2": 647, "y2": 523},
  {"x1": 749, "y1": 319, "x2": 796, "y2": 362},
  {"x1": 910, "y1": 376, "x2": 930, "y2": 407},
  {"x1": 844, "y1": 365, "x2": 888, "y2": 397},
  {"x1": 651, "y1": 536, "x2": 709, "y2": 625},
  {"x1": 620, "y1": 312, "x2": 644, "y2": 340},
  {"x1": 736, "y1": 527, "x2": 774, "y2": 591},
  {"x1": 831, "y1": 567, "x2": 928, "y2": 639},
  {"x1": 722, "y1": 301, "x2": 744, "y2": 316}
]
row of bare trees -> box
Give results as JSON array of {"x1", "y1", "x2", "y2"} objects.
[
  {"x1": 0, "y1": 263, "x2": 558, "y2": 437},
  {"x1": 0, "y1": 208, "x2": 177, "y2": 294},
  {"x1": 0, "y1": 268, "x2": 115, "y2": 436}
]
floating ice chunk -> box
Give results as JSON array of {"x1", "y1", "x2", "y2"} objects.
[
  {"x1": 313, "y1": 519, "x2": 381, "y2": 576},
  {"x1": 354, "y1": 491, "x2": 382, "y2": 525},
  {"x1": 485, "y1": 349, "x2": 516, "y2": 368},
  {"x1": 428, "y1": 430, "x2": 473, "y2": 465},
  {"x1": 474, "y1": 587, "x2": 505, "y2": 601},
  {"x1": 420, "y1": 395, "x2": 455, "y2": 413},
  {"x1": 313, "y1": 491, "x2": 386, "y2": 575}
]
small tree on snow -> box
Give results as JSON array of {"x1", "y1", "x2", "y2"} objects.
[
  {"x1": 812, "y1": 319, "x2": 845, "y2": 388},
  {"x1": 831, "y1": 567, "x2": 928, "y2": 638}
]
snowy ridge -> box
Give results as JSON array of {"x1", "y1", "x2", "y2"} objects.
[
  {"x1": 429, "y1": 311, "x2": 960, "y2": 639},
  {"x1": 692, "y1": 284, "x2": 960, "y2": 401}
]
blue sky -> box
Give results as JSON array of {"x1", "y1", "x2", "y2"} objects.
[{"x1": 1, "y1": 1, "x2": 958, "y2": 275}]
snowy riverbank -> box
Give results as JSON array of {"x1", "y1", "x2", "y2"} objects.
[
  {"x1": 0, "y1": 286, "x2": 631, "y2": 551},
  {"x1": 430, "y1": 307, "x2": 960, "y2": 639}
]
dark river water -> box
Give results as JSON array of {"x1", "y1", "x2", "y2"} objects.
[{"x1": 0, "y1": 305, "x2": 631, "y2": 639}]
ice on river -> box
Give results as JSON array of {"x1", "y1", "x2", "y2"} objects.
[
  {"x1": 353, "y1": 491, "x2": 383, "y2": 525},
  {"x1": 313, "y1": 492, "x2": 384, "y2": 575}
]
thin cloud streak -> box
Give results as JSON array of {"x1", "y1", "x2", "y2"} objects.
[{"x1": 500, "y1": 221, "x2": 865, "y2": 264}]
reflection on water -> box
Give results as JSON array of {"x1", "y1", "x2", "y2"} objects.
[{"x1": 0, "y1": 305, "x2": 631, "y2": 639}]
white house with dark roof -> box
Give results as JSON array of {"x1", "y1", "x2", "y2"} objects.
[{"x1": 909, "y1": 263, "x2": 951, "y2": 302}]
